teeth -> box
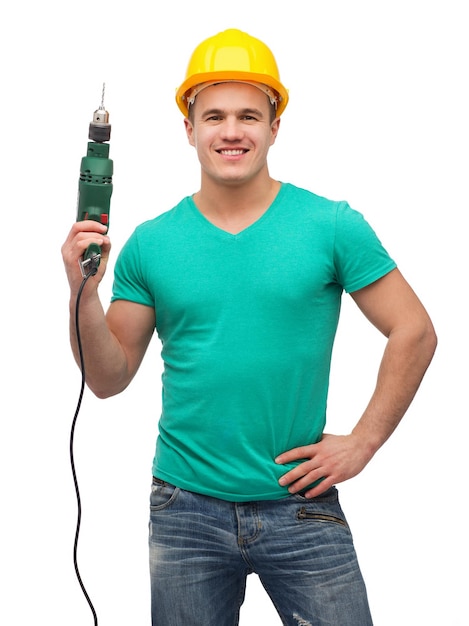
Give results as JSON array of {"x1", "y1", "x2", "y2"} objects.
[{"x1": 220, "y1": 149, "x2": 245, "y2": 155}]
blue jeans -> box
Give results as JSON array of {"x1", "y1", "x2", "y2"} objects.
[{"x1": 149, "y1": 478, "x2": 373, "y2": 625}]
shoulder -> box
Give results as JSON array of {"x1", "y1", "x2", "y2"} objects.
[
  {"x1": 281, "y1": 182, "x2": 339, "y2": 208},
  {"x1": 120, "y1": 197, "x2": 197, "y2": 257},
  {"x1": 134, "y1": 196, "x2": 193, "y2": 238},
  {"x1": 281, "y1": 183, "x2": 378, "y2": 227},
  {"x1": 280, "y1": 182, "x2": 352, "y2": 219},
  {"x1": 277, "y1": 182, "x2": 356, "y2": 233}
]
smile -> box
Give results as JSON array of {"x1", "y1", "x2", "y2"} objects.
[{"x1": 218, "y1": 149, "x2": 247, "y2": 155}]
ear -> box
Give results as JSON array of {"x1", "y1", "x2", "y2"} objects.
[
  {"x1": 184, "y1": 118, "x2": 195, "y2": 147},
  {"x1": 270, "y1": 117, "x2": 281, "y2": 146}
]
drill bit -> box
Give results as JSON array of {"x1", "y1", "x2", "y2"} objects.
[{"x1": 100, "y1": 82, "x2": 106, "y2": 110}]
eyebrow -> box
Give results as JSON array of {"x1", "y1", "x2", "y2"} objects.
[{"x1": 201, "y1": 107, "x2": 265, "y2": 118}]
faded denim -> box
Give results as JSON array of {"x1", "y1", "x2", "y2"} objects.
[{"x1": 149, "y1": 478, "x2": 373, "y2": 625}]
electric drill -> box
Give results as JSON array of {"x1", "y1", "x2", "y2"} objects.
[{"x1": 76, "y1": 84, "x2": 113, "y2": 277}]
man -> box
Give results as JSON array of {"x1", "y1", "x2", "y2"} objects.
[{"x1": 62, "y1": 28, "x2": 437, "y2": 626}]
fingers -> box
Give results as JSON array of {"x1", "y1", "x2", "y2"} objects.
[
  {"x1": 278, "y1": 463, "x2": 332, "y2": 498},
  {"x1": 275, "y1": 438, "x2": 339, "y2": 497},
  {"x1": 63, "y1": 221, "x2": 109, "y2": 257},
  {"x1": 275, "y1": 444, "x2": 313, "y2": 464},
  {"x1": 301, "y1": 477, "x2": 334, "y2": 499},
  {"x1": 62, "y1": 221, "x2": 111, "y2": 288},
  {"x1": 276, "y1": 443, "x2": 323, "y2": 495},
  {"x1": 278, "y1": 460, "x2": 324, "y2": 491},
  {"x1": 275, "y1": 433, "x2": 369, "y2": 498},
  {"x1": 64, "y1": 220, "x2": 109, "y2": 250}
]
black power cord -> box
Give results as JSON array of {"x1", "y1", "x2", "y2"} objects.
[{"x1": 70, "y1": 265, "x2": 99, "y2": 625}]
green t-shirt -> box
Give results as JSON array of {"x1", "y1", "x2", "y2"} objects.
[{"x1": 111, "y1": 183, "x2": 396, "y2": 501}]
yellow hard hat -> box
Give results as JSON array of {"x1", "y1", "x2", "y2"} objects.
[{"x1": 175, "y1": 28, "x2": 289, "y2": 117}]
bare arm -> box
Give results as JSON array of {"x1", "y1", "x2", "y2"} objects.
[
  {"x1": 62, "y1": 221, "x2": 155, "y2": 399},
  {"x1": 275, "y1": 268, "x2": 437, "y2": 497}
]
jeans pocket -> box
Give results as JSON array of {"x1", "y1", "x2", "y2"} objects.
[
  {"x1": 150, "y1": 478, "x2": 179, "y2": 511},
  {"x1": 296, "y1": 506, "x2": 348, "y2": 528}
]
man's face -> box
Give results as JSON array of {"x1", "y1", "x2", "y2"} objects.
[{"x1": 184, "y1": 82, "x2": 280, "y2": 188}]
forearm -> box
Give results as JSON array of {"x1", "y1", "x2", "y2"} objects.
[
  {"x1": 69, "y1": 290, "x2": 129, "y2": 398},
  {"x1": 63, "y1": 222, "x2": 149, "y2": 398},
  {"x1": 352, "y1": 320, "x2": 437, "y2": 459}
]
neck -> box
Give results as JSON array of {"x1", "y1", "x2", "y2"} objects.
[{"x1": 193, "y1": 175, "x2": 281, "y2": 234}]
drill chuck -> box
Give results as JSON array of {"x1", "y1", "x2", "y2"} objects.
[{"x1": 89, "y1": 107, "x2": 111, "y2": 143}]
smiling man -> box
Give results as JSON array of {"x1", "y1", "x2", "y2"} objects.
[{"x1": 62, "y1": 28, "x2": 437, "y2": 626}]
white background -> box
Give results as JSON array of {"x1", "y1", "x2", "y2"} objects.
[{"x1": 1, "y1": 1, "x2": 467, "y2": 624}]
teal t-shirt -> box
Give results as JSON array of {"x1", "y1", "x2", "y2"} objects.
[{"x1": 111, "y1": 183, "x2": 396, "y2": 501}]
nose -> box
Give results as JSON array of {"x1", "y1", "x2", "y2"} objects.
[{"x1": 220, "y1": 116, "x2": 244, "y2": 141}]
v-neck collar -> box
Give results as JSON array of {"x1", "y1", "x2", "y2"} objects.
[{"x1": 187, "y1": 183, "x2": 286, "y2": 239}]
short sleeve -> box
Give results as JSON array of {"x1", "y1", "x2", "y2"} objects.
[{"x1": 334, "y1": 202, "x2": 397, "y2": 293}]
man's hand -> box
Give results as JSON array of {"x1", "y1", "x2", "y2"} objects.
[
  {"x1": 275, "y1": 433, "x2": 372, "y2": 498},
  {"x1": 61, "y1": 220, "x2": 111, "y2": 293}
]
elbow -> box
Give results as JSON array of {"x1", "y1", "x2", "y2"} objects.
[
  {"x1": 87, "y1": 378, "x2": 130, "y2": 400},
  {"x1": 91, "y1": 388, "x2": 117, "y2": 400},
  {"x1": 419, "y1": 317, "x2": 438, "y2": 366},
  {"x1": 83, "y1": 359, "x2": 134, "y2": 400}
]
